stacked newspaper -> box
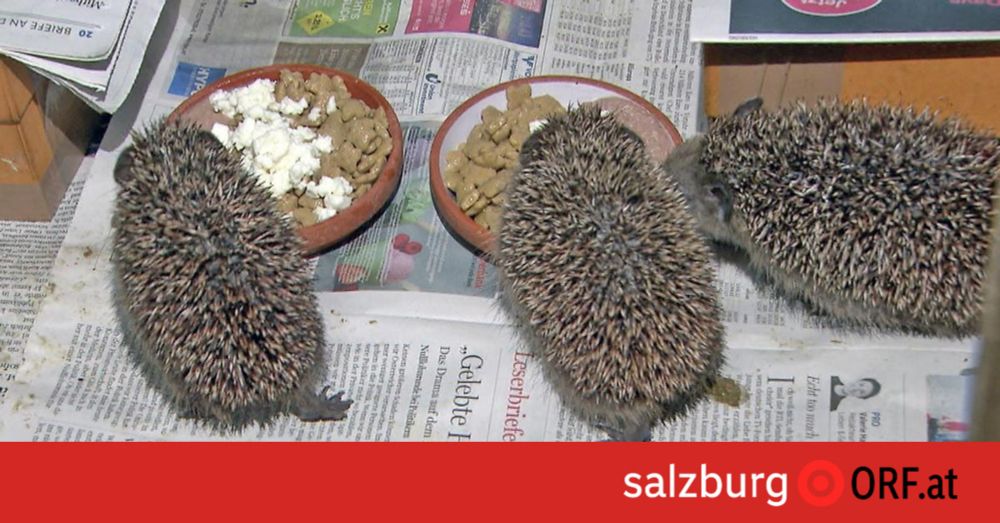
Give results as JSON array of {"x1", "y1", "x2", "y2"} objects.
[{"x1": 0, "y1": 0, "x2": 165, "y2": 113}]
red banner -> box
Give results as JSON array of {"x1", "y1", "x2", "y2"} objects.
[{"x1": 1, "y1": 442, "x2": 993, "y2": 519}]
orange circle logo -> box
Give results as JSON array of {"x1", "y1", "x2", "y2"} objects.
[{"x1": 797, "y1": 460, "x2": 846, "y2": 507}]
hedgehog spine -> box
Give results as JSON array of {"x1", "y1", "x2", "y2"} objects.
[
  {"x1": 111, "y1": 120, "x2": 351, "y2": 428},
  {"x1": 662, "y1": 99, "x2": 1000, "y2": 337},
  {"x1": 497, "y1": 105, "x2": 725, "y2": 440}
]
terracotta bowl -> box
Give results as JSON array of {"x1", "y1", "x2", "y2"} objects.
[
  {"x1": 429, "y1": 75, "x2": 683, "y2": 256},
  {"x1": 167, "y1": 63, "x2": 403, "y2": 256}
]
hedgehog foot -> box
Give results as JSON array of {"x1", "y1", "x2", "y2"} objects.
[
  {"x1": 596, "y1": 420, "x2": 653, "y2": 442},
  {"x1": 176, "y1": 407, "x2": 199, "y2": 419},
  {"x1": 173, "y1": 401, "x2": 204, "y2": 420},
  {"x1": 291, "y1": 386, "x2": 352, "y2": 421}
]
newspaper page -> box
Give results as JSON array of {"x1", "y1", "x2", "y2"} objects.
[
  {"x1": 0, "y1": 173, "x2": 87, "y2": 423},
  {"x1": 8, "y1": 291, "x2": 978, "y2": 442},
  {"x1": 0, "y1": 1, "x2": 166, "y2": 113},
  {"x1": 538, "y1": 0, "x2": 703, "y2": 135},
  {"x1": 0, "y1": 0, "x2": 980, "y2": 442},
  {"x1": 692, "y1": 0, "x2": 1000, "y2": 43}
]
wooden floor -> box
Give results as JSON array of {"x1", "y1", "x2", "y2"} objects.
[{"x1": 704, "y1": 42, "x2": 1000, "y2": 132}]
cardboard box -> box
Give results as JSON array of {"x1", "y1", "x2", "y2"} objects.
[
  {"x1": 0, "y1": 55, "x2": 34, "y2": 123},
  {"x1": 0, "y1": 89, "x2": 53, "y2": 183},
  {"x1": 0, "y1": 56, "x2": 98, "y2": 221},
  {"x1": 703, "y1": 42, "x2": 1000, "y2": 132}
]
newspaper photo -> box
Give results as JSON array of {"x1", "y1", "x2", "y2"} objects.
[
  {"x1": 0, "y1": 0, "x2": 981, "y2": 442},
  {"x1": 692, "y1": 0, "x2": 1000, "y2": 43}
]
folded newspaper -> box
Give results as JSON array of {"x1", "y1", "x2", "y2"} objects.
[
  {"x1": 0, "y1": 0, "x2": 980, "y2": 442},
  {"x1": 692, "y1": 0, "x2": 1000, "y2": 43},
  {"x1": 0, "y1": 1, "x2": 165, "y2": 113}
]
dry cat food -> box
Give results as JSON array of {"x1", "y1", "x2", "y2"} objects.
[
  {"x1": 209, "y1": 69, "x2": 393, "y2": 226},
  {"x1": 443, "y1": 84, "x2": 566, "y2": 232}
]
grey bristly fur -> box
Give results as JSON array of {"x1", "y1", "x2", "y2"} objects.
[
  {"x1": 496, "y1": 105, "x2": 726, "y2": 441},
  {"x1": 663, "y1": 99, "x2": 1000, "y2": 337},
  {"x1": 111, "y1": 120, "x2": 351, "y2": 430}
]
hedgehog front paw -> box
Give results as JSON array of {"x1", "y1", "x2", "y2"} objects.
[
  {"x1": 292, "y1": 385, "x2": 353, "y2": 422},
  {"x1": 174, "y1": 403, "x2": 202, "y2": 420}
]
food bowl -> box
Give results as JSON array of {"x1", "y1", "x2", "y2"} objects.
[
  {"x1": 167, "y1": 63, "x2": 403, "y2": 256},
  {"x1": 429, "y1": 75, "x2": 683, "y2": 256}
]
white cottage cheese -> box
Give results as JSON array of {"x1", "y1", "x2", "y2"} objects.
[{"x1": 208, "y1": 78, "x2": 354, "y2": 222}]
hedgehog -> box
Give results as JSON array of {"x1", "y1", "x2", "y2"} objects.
[
  {"x1": 110, "y1": 120, "x2": 351, "y2": 428},
  {"x1": 496, "y1": 105, "x2": 725, "y2": 441},
  {"x1": 662, "y1": 98, "x2": 1000, "y2": 337}
]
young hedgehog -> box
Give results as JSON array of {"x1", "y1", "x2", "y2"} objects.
[
  {"x1": 663, "y1": 99, "x2": 1000, "y2": 337},
  {"x1": 111, "y1": 120, "x2": 351, "y2": 429},
  {"x1": 496, "y1": 105, "x2": 725, "y2": 441}
]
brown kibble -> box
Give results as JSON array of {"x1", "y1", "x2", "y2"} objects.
[
  {"x1": 277, "y1": 193, "x2": 299, "y2": 213},
  {"x1": 443, "y1": 84, "x2": 568, "y2": 223},
  {"x1": 465, "y1": 196, "x2": 489, "y2": 217},
  {"x1": 315, "y1": 92, "x2": 335, "y2": 115},
  {"x1": 490, "y1": 124, "x2": 512, "y2": 143},
  {"x1": 340, "y1": 99, "x2": 367, "y2": 122},
  {"x1": 354, "y1": 168, "x2": 379, "y2": 184},
  {"x1": 474, "y1": 205, "x2": 502, "y2": 232},
  {"x1": 276, "y1": 69, "x2": 309, "y2": 105},
  {"x1": 298, "y1": 195, "x2": 320, "y2": 209},
  {"x1": 482, "y1": 106, "x2": 503, "y2": 124},
  {"x1": 374, "y1": 106, "x2": 388, "y2": 128},
  {"x1": 319, "y1": 114, "x2": 347, "y2": 146},
  {"x1": 462, "y1": 139, "x2": 487, "y2": 163},
  {"x1": 319, "y1": 156, "x2": 344, "y2": 180},
  {"x1": 310, "y1": 80, "x2": 389, "y2": 188},
  {"x1": 479, "y1": 173, "x2": 508, "y2": 198},
  {"x1": 331, "y1": 75, "x2": 350, "y2": 103},
  {"x1": 496, "y1": 142, "x2": 518, "y2": 166},
  {"x1": 482, "y1": 107, "x2": 508, "y2": 139},
  {"x1": 335, "y1": 143, "x2": 362, "y2": 171},
  {"x1": 506, "y1": 83, "x2": 531, "y2": 110},
  {"x1": 464, "y1": 163, "x2": 496, "y2": 187},
  {"x1": 292, "y1": 207, "x2": 317, "y2": 226},
  {"x1": 485, "y1": 151, "x2": 507, "y2": 170},
  {"x1": 457, "y1": 178, "x2": 478, "y2": 197},
  {"x1": 306, "y1": 72, "x2": 334, "y2": 95},
  {"x1": 355, "y1": 158, "x2": 378, "y2": 179},
  {"x1": 365, "y1": 136, "x2": 381, "y2": 155},
  {"x1": 458, "y1": 187, "x2": 482, "y2": 211},
  {"x1": 347, "y1": 119, "x2": 378, "y2": 152},
  {"x1": 363, "y1": 156, "x2": 385, "y2": 177},
  {"x1": 466, "y1": 137, "x2": 506, "y2": 169},
  {"x1": 211, "y1": 68, "x2": 393, "y2": 229},
  {"x1": 296, "y1": 108, "x2": 324, "y2": 127},
  {"x1": 375, "y1": 137, "x2": 393, "y2": 158},
  {"x1": 533, "y1": 94, "x2": 565, "y2": 116},
  {"x1": 445, "y1": 150, "x2": 468, "y2": 170},
  {"x1": 444, "y1": 170, "x2": 464, "y2": 191},
  {"x1": 509, "y1": 126, "x2": 530, "y2": 149}
]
